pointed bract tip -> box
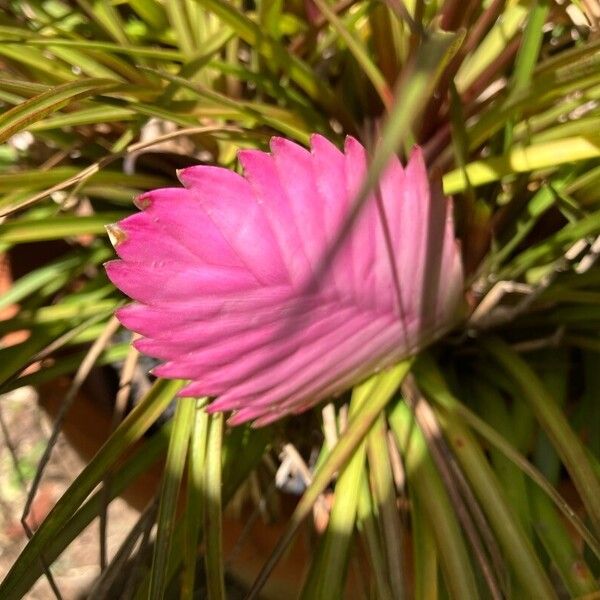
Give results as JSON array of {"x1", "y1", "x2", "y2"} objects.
[
  {"x1": 309, "y1": 133, "x2": 327, "y2": 147},
  {"x1": 134, "y1": 194, "x2": 152, "y2": 210},
  {"x1": 269, "y1": 136, "x2": 290, "y2": 154},
  {"x1": 105, "y1": 224, "x2": 127, "y2": 247},
  {"x1": 343, "y1": 134, "x2": 362, "y2": 150},
  {"x1": 408, "y1": 144, "x2": 425, "y2": 165},
  {"x1": 176, "y1": 167, "x2": 199, "y2": 189}
]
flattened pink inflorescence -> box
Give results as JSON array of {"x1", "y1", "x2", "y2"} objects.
[{"x1": 105, "y1": 135, "x2": 464, "y2": 426}]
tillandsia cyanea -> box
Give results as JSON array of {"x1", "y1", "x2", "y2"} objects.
[{"x1": 105, "y1": 135, "x2": 464, "y2": 425}]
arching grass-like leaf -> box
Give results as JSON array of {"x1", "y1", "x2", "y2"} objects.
[
  {"x1": 388, "y1": 400, "x2": 479, "y2": 600},
  {"x1": 181, "y1": 398, "x2": 209, "y2": 599},
  {"x1": 203, "y1": 412, "x2": 225, "y2": 600},
  {"x1": 148, "y1": 396, "x2": 196, "y2": 599},
  {"x1": 482, "y1": 337, "x2": 600, "y2": 536},
  {"x1": 0, "y1": 78, "x2": 119, "y2": 143},
  {"x1": 414, "y1": 356, "x2": 557, "y2": 598},
  {"x1": 301, "y1": 385, "x2": 372, "y2": 598},
  {"x1": 247, "y1": 361, "x2": 411, "y2": 598}
]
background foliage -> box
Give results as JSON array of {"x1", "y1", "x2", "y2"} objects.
[{"x1": 0, "y1": 0, "x2": 599, "y2": 598}]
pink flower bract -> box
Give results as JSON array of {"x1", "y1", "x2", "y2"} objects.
[{"x1": 105, "y1": 135, "x2": 463, "y2": 426}]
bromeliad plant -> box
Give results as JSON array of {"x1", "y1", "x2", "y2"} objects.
[{"x1": 0, "y1": 1, "x2": 599, "y2": 598}]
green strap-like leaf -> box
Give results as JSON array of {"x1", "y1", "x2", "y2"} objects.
[
  {"x1": 356, "y1": 468, "x2": 394, "y2": 600},
  {"x1": 483, "y1": 337, "x2": 600, "y2": 537},
  {"x1": 529, "y1": 483, "x2": 598, "y2": 597},
  {"x1": 203, "y1": 412, "x2": 226, "y2": 600},
  {"x1": 0, "y1": 214, "x2": 128, "y2": 244},
  {"x1": 414, "y1": 356, "x2": 561, "y2": 599},
  {"x1": 197, "y1": 0, "x2": 351, "y2": 128},
  {"x1": 247, "y1": 360, "x2": 412, "y2": 599},
  {"x1": 388, "y1": 401, "x2": 479, "y2": 600},
  {"x1": 443, "y1": 135, "x2": 600, "y2": 195},
  {"x1": 149, "y1": 396, "x2": 196, "y2": 599},
  {"x1": 181, "y1": 399, "x2": 209, "y2": 600},
  {"x1": 0, "y1": 78, "x2": 118, "y2": 143},
  {"x1": 301, "y1": 383, "x2": 374, "y2": 599},
  {"x1": 367, "y1": 415, "x2": 405, "y2": 599},
  {"x1": 311, "y1": 0, "x2": 392, "y2": 109}
]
